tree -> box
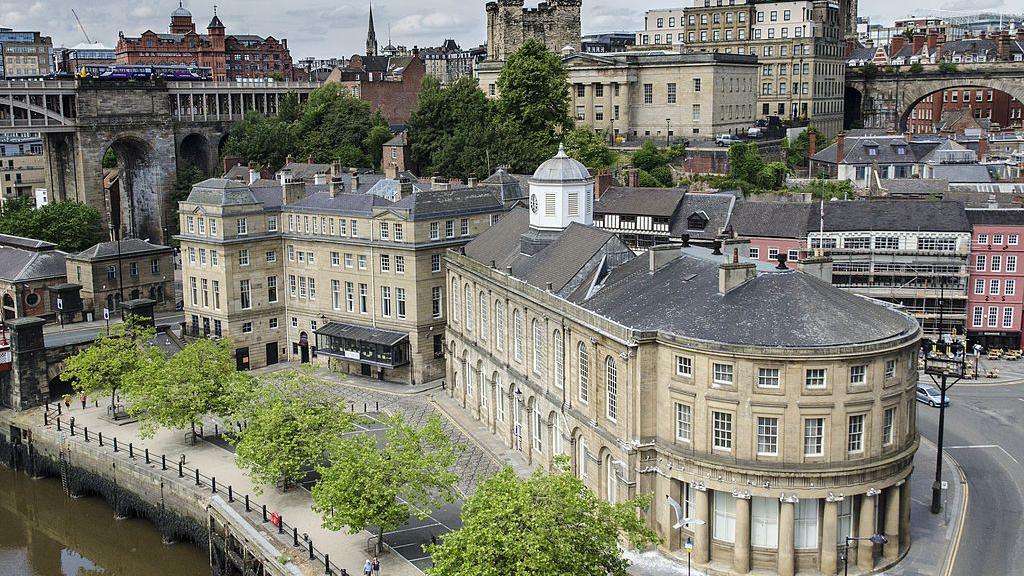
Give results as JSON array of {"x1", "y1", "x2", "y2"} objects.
[
  {"x1": 364, "y1": 124, "x2": 394, "y2": 170},
  {"x1": 783, "y1": 127, "x2": 819, "y2": 171},
  {"x1": 728, "y1": 142, "x2": 765, "y2": 184},
  {"x1": 909, "y1": 62, "x2": 925, "y2": 74},
  {"x1": 222, "y1": 112, "x2": 296, "y2": 169},
  {"x1": 563, "y1": 127, "x2": 614, "y2": 171},
  {"x1": 128, "y1": 337, "x2": 249, "y2": 441},
  {"x1": 862, "y1": 62, "x2": 879, "y2": 79},
  {"x1": 230, "y1": 369, "x2": 355, "y2": 491},
  {"x1": 756, "y1": 161, "x2": 790, "y2": 190},
  {"x1": 294, "y1": 84, "x2": 376, "y2": 167},
  {"x1": 492, "y1": 39, "x2": 573, "y2": 172},
  {"x1": 632, "y1": 140, "x2": 669, "y2": 173},
  {"x1": 311, "y1": 414, "x2": 460, "y2": 551},
  {"x1": 427, "y1": 462, "x2": 659, "y2": 576},
  {"x1": 278, "y1": 92, "x2": 302, "y2": 123},
  {"x1": 0, "y1": 199, "x2": 105, "y2": 252},
  {"x1": 62, "y1": 315, "x2": 158, "y2": 414},
  {"x1": 938, "y1": 61, "x2": 958, "y2": 74},
  {"x1": 407, "y1": 76, "x2": 494, "y2": 179},
  {"x1": 102, "y1": 148, "x2": 118, "y2": 169}
]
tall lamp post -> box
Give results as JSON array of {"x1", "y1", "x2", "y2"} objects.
[
  {"x1": 841, "y1": 534, "x2": 888, "y2": 576},
  {"x1": 923, "y1": 277, "x2": 965, "y2": 514},
  {"x1": 666, "y1": 118, "x2": 672, "y2": 147},
  {"x1": 667, "y1": 495, "x2": 706, "y2": 576}
]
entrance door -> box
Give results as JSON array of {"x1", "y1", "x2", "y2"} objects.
[
  {"x1": 235, "y1": 347, "x2": 250, "y2": 371},
  {"x1": 299, "y1": 332, "x2": 310, "y2": 363},
  {"x1": 265, "y1": 342, "x2": 279, "y2": 365},
  {"x1": 360, "y1": 363, "x2": 372, "y2": 377}
]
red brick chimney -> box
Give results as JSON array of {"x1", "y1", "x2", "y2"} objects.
[
  {"x1": 808, "y1": 131, "x2": 817, "y2": 175},
  {"x1": 890, "y1": 36, "x2": 908, "y2": 59},
  {"x1": 927, "y1": 33, "x2": 939, "y2": 52},
  {"x1": 998, "y1": 32, "x2": 1012, "y2": 61},
  {"x1": 1017, "y1": 29, "x2": 1024, "y2": 42},
  {"x1": 979, "y1": 136, "x2": 989, "y2": 161},
  {"x1": 836, "y1": 132, "x2": 846, "y2": 165},
  {"x1": 595, "y1": 170, "x2": 613, "y2": 199},
  {"x1": 913, "y1": 34, "x2": 926, "y2": 54}
]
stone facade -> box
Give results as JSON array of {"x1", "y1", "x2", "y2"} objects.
[
  {"x1": 65, "y1": 239, "x2": 177, "y2": 318},
  {"x1": 485, "y1": 0, "x2": 582, "y2": 61},
  {"x1": 478, "y1": 51, "x2": 759, "y2": 139}
]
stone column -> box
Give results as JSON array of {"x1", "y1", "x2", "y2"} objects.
[
  {"x1": 899, "y1": 479, "x2": 911, "y2": 552},
  {"x1": 665, "y1": 478, "x2": 682, "y2": 551},
  {"x1": 694, "y1": 485, "x2": 710, "y2": 564},
  {"x1": 733, "y1": 493, "x2": 752, "y2": 574},
  {"x1": 884, "y1": 484, "x2": 901, "y2": 561},
  {"x1": 778, "y1": 496, "x2": 797, "y2": 576},
  {"x1": 821, "y1": 497, "x2": 840, "y2": 575},
  {"x1": 858, "y1": 490, "x2": 880, "y2": 572}
]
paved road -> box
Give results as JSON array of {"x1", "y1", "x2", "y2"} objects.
[
  {"x1": 42, "y1": 312, "x2": 184, "y2": 347},
  {"x1": 917, "y1": 379, "x2": 1024, "y2": 576}
]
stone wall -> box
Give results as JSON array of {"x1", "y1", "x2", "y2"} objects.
[{"x1": 486, "y1": 0, "x2": 582, "y2": 61}]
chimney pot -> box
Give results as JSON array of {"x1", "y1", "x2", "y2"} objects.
[{"x1": 776, "y1": 253, "x2": 789, "y2": 270}]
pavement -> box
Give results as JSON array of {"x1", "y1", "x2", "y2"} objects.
[
  {"x1": 41, "y1": 312, "x2": 184, "y2": 347},
  {"x1": 917, "y1": 375, "x2": 1024, "y2": 576}
]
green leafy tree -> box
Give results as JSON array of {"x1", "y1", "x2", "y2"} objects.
[
  {"x1": 756, "y1": 161, "x2": 790, "y2": 190},
  {"x1": 492, "y1": 39, "x2": 573, "y2": 172},
  {"x1": 102, "y1": 148, "x2": 118, "y2": 169},
  {"x1": 728, "y1": 142, "x2": 765, "y2": 183},
  {"x1": 294, "y1": 84, "x2": 376, "y2": 166},
  {"x1": 783, "y1": 127, "x2": 819, "y2": 171},
  {"x1": 62, "y1": 315, "x2": 157, "y2": 413},
  {"x1": 222, "y1": 112, "x2": 296, "y2": 169},
  {"x1": 408, "y1": 76, "x2": 494, "y2": 178},
  {"x1": 909, "y1": 62, "x2": 925, "y2": 74},
  {"x1": 312, "y1": 414, "x2": 460, "y2": 551},
  {"x1": 128, "y1": 337, "x2": 249, "y2": 441},
  {"x1": 278, "y1": 92, "x2": 302, "y2": 123},
  {"x1": 632, "y1": 140, "x2": 669, "y2": 173},
  {"x1": 364, "y1": 124, "x2": 395, "y2": 170},
  {"x1": 563, "y1": 127, "x2": 613, "y2": 171},
  {"x1": 230, "y1": 369, "x2": 355, "y2": 491},
  {"x1": 649, "y1": 165, "x2": 675, "y2": 187},
  {"x1": 0, "y1": 199, "x2": 105, "y2": 252},
  {"x1": 938, "y1": 61, "x2": 958, "y2": 74},
  {"x1": 861, "y1": 62, "x2": 879, "y2": 79},
  {"x1": 427, "y1": 462, "x2": 660, "y2": 576}
]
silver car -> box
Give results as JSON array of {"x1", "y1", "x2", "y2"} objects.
[{"x1": 916, "y1": 384, "x2": 950, "y2": 407}]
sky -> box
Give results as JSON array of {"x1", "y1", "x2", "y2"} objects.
[{"x1": 2, "y1": 0, "x2": 1020, "y2": 60}]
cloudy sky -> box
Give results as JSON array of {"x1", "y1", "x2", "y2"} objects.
[{"x1": 3, "y1": 0, "x2": 1019, "y2": 59}]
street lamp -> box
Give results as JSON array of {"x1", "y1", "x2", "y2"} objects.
[
  {"x1": 923, "y1": 277, "x2": 966, "y2": 514},
  {"x1": 666, "y1": 118, "x2": 672, "y2": 147},
  {"x1": 667, "y1": 494, "x2": 706, "y2": 576},
  {"x1": 841, "y1": 534, "x2": 888, "y2": 576}
]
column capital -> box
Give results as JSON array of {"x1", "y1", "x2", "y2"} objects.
[
  {"x1": 779, "y1": 493, "x2": 800, "y2": 504},
  {"x1": 826, "y1": 492, "x2": 845, "y2": 503},
  {"x1": 865, "y1": 487, "x2": 883, "y2": 497},
  {"x1": 732, "y1": 489, "x2": 752, "y2": 500},
  {"x1": 694, "y1": 481, "x2": 708, "y2": 492}
]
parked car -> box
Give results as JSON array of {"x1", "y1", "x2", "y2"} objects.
[
  {"x1": 716, "y1": 134, "x2": 742, "y2": 147},
  {"x1": 916, "y1": 384, "x2": 950, "y2": 407},
  {"x1": 747, "y1": 127, "x2": 765, "y2": 139}
]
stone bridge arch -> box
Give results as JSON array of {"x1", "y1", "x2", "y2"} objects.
[
  {"x1": 101, "y1": 133, "x2": 174, "y2": 242},
  {"x1": 896, "y1": 77, "x2": 1024, "y2": 132},
  {"x1": 175, "y1": 124, "x2": 229, "y2": 176}
]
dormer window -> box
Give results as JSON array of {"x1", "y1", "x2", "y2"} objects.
[
  {"x1": 686, "y1": 212, "x2": 710, "y2": 231},
  {"x1": 896, "y1": 146, "x2": 906, "y2": 155},
  {"x1": 867, "y1": 147, "x2": 878, "y2": 156}
]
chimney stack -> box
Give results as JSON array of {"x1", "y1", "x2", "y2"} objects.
[
  {"x1": 912, "y1": 33, "x2": 926, "y2": 54},
  {"x1": 807, "y1": 130, "x2": 817, "y2": 174},
  {"x1": 314, "y1": 172, "x2": 328, "y2": 186},
  {"x1": 998, "y1": 33, "x2": 1011, "y2": 61},
  {"x1": 349, "y1": 168, "x2": 360, "y2": 193},
  {"x1": 890, "y1": 35, "x2": 907, "y2": 59},
  {"x1": 396, "y1": 176, "x2": 413, "y2": 200},
  {"x1": 979, "y1": 136, "x2": 989, "y2": 161},
  {"x1": 648, "y1": 244, "x2": 682, "y2": 273},
  {"x1": 278, "y1": 168, "x2": 292, "y2": 186},
  {"x1": 467, "y1": 174, "x2": 478, "y2": 188},
  {"x1": 431, "y1": 175, "x2": 450, "y2": 191},
  {"x1": 718, "y1": 253, "x2": 757, "y2": 295},
  {"x1": 624, "y1": 167, "x2": 640, "y2": 188},
  {"x1": 282, "y1": 178, "x2": 306, "y2": 206},
  {"x1": 836, "y1": 132, "x2": 846, "y2": 164},
  {"x1": 798, "y1": 251, "x2": 833, "y2": 283},
  {"x1": 385, "y1": 161, "x2": 400, "y2": 180},
  {"x1": 248, "y1": 162, "x2": 259, "y2": 184},
  {"x1": 927, "y1": 32, "x2": 938, "y2": 52},
  {"x1": 595, "y1": 170, "x2": 613, "y2": 199}
]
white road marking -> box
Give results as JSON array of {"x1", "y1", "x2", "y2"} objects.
[
  {"x1": 946, "y1": 444, "x2": 1021, "y2": 466},
  {"x1": 382, "y1": 522, "x2": 442, "y2": 536}
]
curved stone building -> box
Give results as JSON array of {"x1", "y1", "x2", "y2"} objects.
[{"x1": 444, "y1": 147, "x2": 921, "y2": 575}]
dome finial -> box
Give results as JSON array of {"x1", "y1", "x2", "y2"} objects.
[{"x1": 556, "y1": 143, "x2": 567, "y2": 158}]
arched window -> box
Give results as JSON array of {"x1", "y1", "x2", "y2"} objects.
[
  {"x1": 532, "y1": 319, "x2": 543, "y2": 375},
  {"x1": 578, "y1": 343, "x2": 589, "y2": 403},
  {"x1": 606, "y1": 454, "x2": 617, "y2": 504},
  {"x1": 533, "y1": 408, "x2": 544, "y2": 453},
  {"x1": 493, "y1": 301, "x2": 505, "y2": 350},
  {"x1": 495, "y1": 376, "x2": 504, "y2": 422},
  {"x1": 464, "y1": 284, "x2": 473, "y2": 330},
  {"x1": 577, "y1": 436, "x2": 588, "y2": 479},
  {"x1": 479, "y1": 368, "x2": 487, "y2": 409},
  {"x1": 553, "y1": 330, "x2": 564, "y2": 389},
  {"x1": 605, "y1": 357, "x2": 618, "y2": 421},
  {"x1": 513, "y1": 310, "x2": 523, "y2": 361},
  {"x1": 451, "y1": 278, "x2": 460, "y2": 323},
  {"x1": 479, "y1": 292, "x2": 488, "y2": 341}
]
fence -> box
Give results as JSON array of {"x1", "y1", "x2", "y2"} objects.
[{"x1": 41, "y1": 405, "x2": 349, "y2": 575}]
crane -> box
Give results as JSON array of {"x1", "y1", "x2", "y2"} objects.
[{"x1": 71, "y1": 9, "x2": 92, "y2": 44}]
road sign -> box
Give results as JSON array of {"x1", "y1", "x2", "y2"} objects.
[
  {"x1": 103, "y1": 308, "x2": 110, "y2": 321},
  {"x1": 56, "y1": 297, "x2": 63, "y2": 310},
  {"x1": 941, "y1": 481, "x2": 949, "y2": 490}
]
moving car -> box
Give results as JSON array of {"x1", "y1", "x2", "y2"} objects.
[{"x1": 916, "y1": 384, "x2": 950, "y2": 407}]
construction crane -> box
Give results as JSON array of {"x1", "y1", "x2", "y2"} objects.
[{"x1": 71, "y1": 9, "x2": 92, "y2": 44}]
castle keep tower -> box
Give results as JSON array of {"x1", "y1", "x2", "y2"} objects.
[{"x1": 485, "y1": 0, "x2": 582, "y2": 61}]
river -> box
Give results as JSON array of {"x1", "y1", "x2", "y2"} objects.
[{"x1": 0, "y1": 465, "x2": 209, "y2": 575}]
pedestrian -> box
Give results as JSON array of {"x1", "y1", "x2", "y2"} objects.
[
  {"x1": 372, "y1": 557, "x2": 380, "y2": 575},
  {"x1": 80, "y1": 393, "x2": 87, "y2": 410},
  {"x1": 363, "y1": 559, "x2": 372, "y2": 576}
]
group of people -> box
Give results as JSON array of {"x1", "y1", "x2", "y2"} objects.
[{"x1": 363, "y1": 557, "x2": 381, "y2": 576}]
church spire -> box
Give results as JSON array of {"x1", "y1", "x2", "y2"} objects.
[{"x1": 366, "y1": 2, "x2": 378, "y2": 56}]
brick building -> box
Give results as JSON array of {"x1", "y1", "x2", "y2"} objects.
[
  {"x1": 908, "y1": 88, "x2": 1024, "y2": 135},
  {"x1": 115, "y1": 3, "x2": 297, "y2": 81},
  {"x1": 326, "y1": 55, "x2": 426, "y2": 125},
  {"x1": 965, "y1": 209, "x2": 1024, "y2": 350}
]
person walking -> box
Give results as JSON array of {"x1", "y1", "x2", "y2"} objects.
[
  {"x1": 80, "y1": 393, "x2": 87, "y2": 410},
  {"x1": 363, "y1": 559, "x2": 372, "y2": 576},
  {"x1": 372, "y1": 557, "x2": 380, "y2": 575}
]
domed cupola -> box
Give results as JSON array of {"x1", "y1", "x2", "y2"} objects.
[{"x1": 527, "y1": 143, "x2": 594, "y2": 232}]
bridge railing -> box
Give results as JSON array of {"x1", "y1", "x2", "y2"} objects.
[
  {"x1": 168, "y1": 81, "x2": 322, "y2": 91},
  {"x1": 0, "y1": 79, "x2": 78, "y2": 91}
]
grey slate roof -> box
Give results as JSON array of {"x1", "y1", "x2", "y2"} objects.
[
  {"x1": 461, "y1": 211, "x2": 918, "y2": 348},
  {"x1": 481, "y1": 168, "x2": 529, "y2": 204},
  {"x1": 821, "y1": 200, "x2": 970, "y2": 232},
  {"x1": 284, "y1": 192, "x2": 391, "y2": 216},
  {"x1": 965, "y1": 209, "x2": 1024, "y2": 226},
  {"x1": 392, "y1": 186, "x2": 504, "y2": 219},
  {"x1": 594, "y1": 187, "x2": 686, "y2": 218},
  {"x1": 186, "y1": 179, "x2": 258, "y2": 206},
  {"x1": 0, "y1": 245, "x2": 66, "y2": 282},
  {"x1": 812, "y1": 136, "x2": 961, "y2": 165},
  {"x1": 877, "y1": 179, "x2": 949, "y2": 196},
  {"x1": 316, "y1": 321, "x2": 408, "y2": 346},
  {"x1": 730, "y1": 202, "x2": 814, "y2": 239},
  {"x1": 279, "y1": 161, "x2": 332, "y2": 182},
  {"x1": 929, "y1": 164, "x2": 992, "y2": 184},
  {"x1": 671, "y1": 193, "x2": 736, "y2": 240},
  {"x1": 70, "y1": 239, "x2": 173, "y2": 261},
  {"x1": 0, "y1": 234, "x2": 55, "y2": 251}
]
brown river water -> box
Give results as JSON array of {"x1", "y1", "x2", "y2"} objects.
[{"x1": 0, "y1": 465, "x2": 209, "y2": 575}]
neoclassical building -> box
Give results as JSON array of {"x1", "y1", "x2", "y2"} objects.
[{"x1": 444, "y1": 146, "x2": 921, "y2": 575}]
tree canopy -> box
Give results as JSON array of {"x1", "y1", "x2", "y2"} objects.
[
  {"x1": 629, "y1": 140, "x2": 686, "y2": 187},
  {"x1": 0, "y1": 198, "x2": 106, "y2": 252},
  {"x1": 222, "y1": 84, "x2": 389, "y2": 171},
  {"x1": 563, "y1": 127, "x2": 614, "y2": 172},
  {"x1": 62, "y1": 315, "x2": 159, "y2": 412},
  {"x1": 311, "y1": 413, "x2": 460, "y2": 551},
  {"x1": 427, "y1": 463, "x2": 659, "y2": 576},
  {"x1": 407, "y1": 76, "x2": 494, "y2": 179},
  {"x1": 230, "y1": 369, "x2": 356, "y2": 492}
]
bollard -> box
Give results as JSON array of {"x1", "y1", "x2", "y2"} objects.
[
  {"x1": 278, "y1": 514, "x2": 284, "y2": 534},
  {"x1": 70, "y1": 418, "x2": 75, "y2": 436},
  {"x1": 245, "y1": 494, "x2": 250, "y2": 512},
  {"x1": 376, "y1": 401, "x2": 379, "y2": 411},
  {"x1": 84, "y1": 427, "x2": 89, "y2": 442},
  {"x1": 56, "y1": 418, "x2": 61, "y2": 432},
  {"x1": 98, "y1": 432, "x2": 103, "y2": 447},
  {"x1": 309, "y1": 540, "x2": 315, "y2": 560},
  {"x1": 214, "y1": 423, "x2": 219, "y2": 436},
  {"x1": 364, "y1": 402, "x2": 367, "y2": 413},
  {"x1": 145, "y1": 448, "x2": 150, "y2": 464},
  {"x1": 44, "y1": 411, "x2": 48, "y2": 426},
  {"x1": 195, "y1": 469, "x2": 200, "y2": 486},
  {"x1": 212, "y1": 477, "x2": 217, "y2": 493},
  {"x1": 262, "y1": 504, "x2": 267, "y2": 522},
  {"x1": 57, "y1": 402, "x2": 62, "y2": 415},
  {"x1": 129, "y1": 443, "x2": 133, "y2": 459},
  {"x1": 324, "y1": 553, "x2": 330, "y2": 574},
  {"x1": 161, "y1": 454, "x2": 166, "y2": 470},
  {"x1": 113, "y1": 438, "x2": 118, "y2": 452},
  {"x1": 179, "y1": 461, "x2": 183, "y2": 478},
  {"x1": 293, "y1": 527, "x2": 298, "y2": 546},
  {"x1": 228, "y1": 485, "x2": 233, "y2": 503}
]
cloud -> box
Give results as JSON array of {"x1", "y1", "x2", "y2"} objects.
[{"x1": 392, "y1": 13, "x2": 471, "y2": 35}]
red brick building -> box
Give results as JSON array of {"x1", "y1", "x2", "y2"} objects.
[
  {"x1": 326, "y1": 54, "x2": 426, "y2": 125},
  {"x1": 966, "y1": 210, "x2": 1024, "y2": 350},
  {"x1": 908, "y1": 88, "x2": 1024, "y2": 135},
  {"x1": 115, "y1": 3, "x2": 297, "y2": 81}
]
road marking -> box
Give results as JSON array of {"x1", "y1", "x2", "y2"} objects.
[
  {"x1": 946, "y1": 445, "x2": 1021, "y2": 466},
  {"x1": 382, "y1": 522, "x2": 442, "y2": 536}
]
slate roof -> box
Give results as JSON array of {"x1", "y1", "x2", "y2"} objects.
[
  {"x1": 0, "y1": 243, "x2": 66, "y2": 283},
  {"x1": 821, "y1": 200, "x2": 970, "y2": 232},
  {"x1": 70, "y1": 239, "x2": 173, "y2": 261},
  {"x1": 392, "y1": 186, "x2": 504, "y2": 219},
  {"x1": 877, "y1": 179, "x2": 949, "y2": 196},
  {"x1": 594, "y1": 187, "x2": 686, "y2": 218},
  {"x1": 461, "y1": 210, "x2": 918, "y2": 348},
  {"x1": 812, "y1": 136, "x2": 962, "y2": 165},
  {"x1": 481, "y1": 168, "x2": 529, "y2": 204},
  {"x1": 673, "y1": 193, "x2": 736, "y2": 240},
  {"x1": 186, "y1": 179, "x2": 258, "y2": 206},
  {"x1": 929, "y1": 164, "x2": 992, "y2": 184},
  {"x1": 0, "y1": 234, "x2": 55, "y2": 251},
  {"x1": 965, "y1": 209, "x2": 1024, "y2": 226},
  {"x1": 284, "y1": 192, "x2": 391, "y2": 216},
  {"x1": 223, "y1": 163, "x2": 250, "y2": 180},
  {"x1": 730, "y1": 202, "x2": 814, "y2": 239},
  {"x1": 279, "y1": 161, "x2": 333, "y2": 181},
  {"x1": 316, "y1": 321, "x2": 408, "y2": 346}
]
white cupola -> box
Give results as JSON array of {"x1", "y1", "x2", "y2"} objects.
[{"x1": 528, "y1": 143, "x2": 594, "y2": 232}]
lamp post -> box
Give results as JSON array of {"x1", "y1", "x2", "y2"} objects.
[
  {"x1": 110, "y1": 224, "x2": 125, "y2": 317},
  {"x1": 667, "y1": 494, "x2": 705, "y2": 576},
  {"x1": 685, "y1": 537, "x2": 693, "y2": 576},
  {"x1": 666, "y1": 118, "x2": 672, "y2": 147},
  {"x1": 841, "y1": 534, "x2": 888, "y2": 576}
]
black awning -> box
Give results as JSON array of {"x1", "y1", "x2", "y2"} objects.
[{"x1": 315, "y1": 321, "x2": 408, "y2": 347}]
